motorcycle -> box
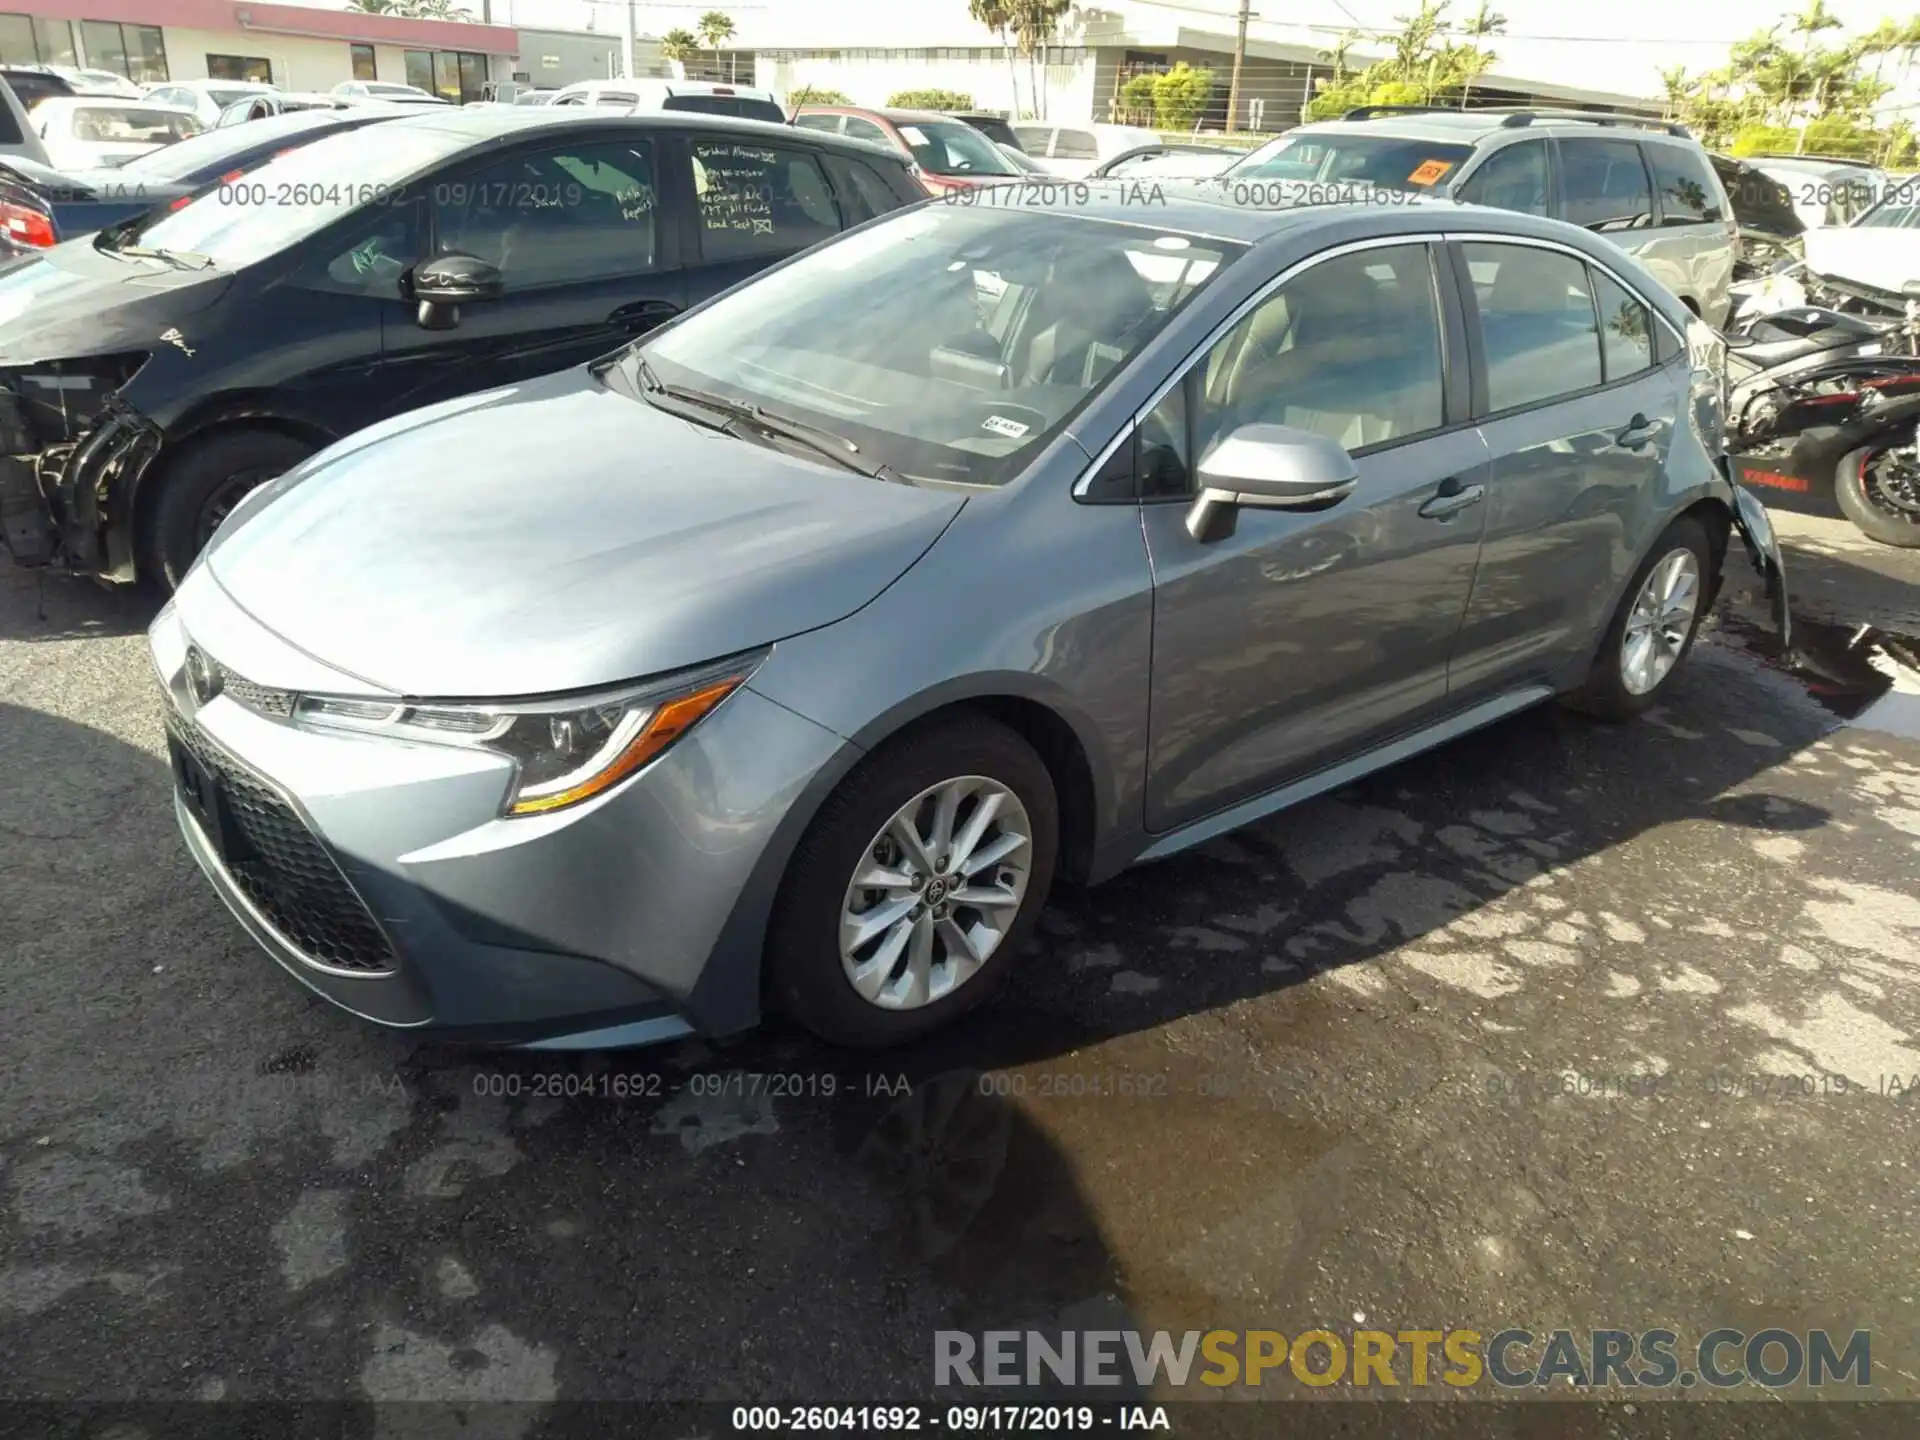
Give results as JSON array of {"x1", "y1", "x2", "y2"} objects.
[{"x1": 1725, "y1": 280, "x2": 1920, "y2": 548}]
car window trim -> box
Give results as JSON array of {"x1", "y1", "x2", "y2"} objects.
[
  {"x1": 1589, "y1": 265, "x2": 1658, "y2": 385},
  {"x1": 1073, "y1": 231, "x2": 1465, "y2": 503},
  {"x1": 1443, "y1": 233, "x2": 1681, "y2": 425}
]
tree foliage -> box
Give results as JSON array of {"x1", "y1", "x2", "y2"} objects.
[
  {"x1": 887, "y1": 88, "x2": 977, "y2": 110},
  {"x1": 659, "y1": 28, "x2": 700, "y2": 64},
  {"x1": 1152, "y1": 63, "x2": 1215, "y2": 131},
  {"x1": 696, "y1": 11, "x2": 736, "y2": 48},
  {"x1": 788, "y1": 85, "x2": 851, "y2": 105},
  {"x1": 1305, "y1": 0, "x2": 1503, "y2": 119}
]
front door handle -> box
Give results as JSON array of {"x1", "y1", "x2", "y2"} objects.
[
  {"x1": 610, "y1": 298, "x2": 681, "y2": 333},
  {"x1": 1418, "y1": 475, "x2": 1486, "y2": 520},
  {"x1": 1616, "y1": 412, "x2": 1662, "y2": 448}
]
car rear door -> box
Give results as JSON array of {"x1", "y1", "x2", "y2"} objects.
[
  {"x1": 1137, "y1": 238, "x2": 1492, "y2": 832},
  {"x1": 677, "y1": 133, "x2": 864, "y2": 304},
  {"x1": 1443, "y1": 236, "x2": 1677, "y2": 698},
  {"x1": 1640, "y1": 137, "x2": 1736, "y2": 328},
  {"x1": 373, "y1": 128, "x2": 689, "y2": 414}
]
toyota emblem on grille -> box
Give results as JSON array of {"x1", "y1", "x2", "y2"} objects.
[{"x1": 184, "y1": 645, "x2": 223, "y2": 706}]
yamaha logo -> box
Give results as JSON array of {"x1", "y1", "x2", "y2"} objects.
[{"x1": 184, "y1": 646, "x2": 223, "y2": 706}]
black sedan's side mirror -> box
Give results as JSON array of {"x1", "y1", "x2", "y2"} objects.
[{"x1": 407, "y1": 252, "x2": 504, "y2": 330}]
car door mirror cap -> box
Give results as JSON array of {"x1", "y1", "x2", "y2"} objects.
[
  {"x1": 1187, "y1": 424, "x2": 1360, "y2": 541},
  {"x1": 409, "y1": 251, "x2": 504, "y2": 305},
  {"x1": 1902, "y1": 279, "x2": 1920, "y2": 299}
]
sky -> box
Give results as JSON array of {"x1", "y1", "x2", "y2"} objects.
[{"x1": 393, "y1": 0, "x2": 1920, "y2": 101}]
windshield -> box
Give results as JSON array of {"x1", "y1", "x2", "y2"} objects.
[
  {"x1": 1853, "y1": 190, "x2": 1920, "y2": 228},
  {"x1": 637, "y1": 205, "x2": 1240, "y2": 486},
  {"x1": 1227, "y1": 132, "x2": 1474, "y2": 192},
  {"x1": 115, "y1": 110, "x2": 345, "y2": 179},
  {"x1": 661, "y1": 93, "x2": 787, "y2": 123},
  {"x1": 66, "y1": 105, "x2": 203, "y2": 144},
  {"x1": 106, "y1": 121, "x2": 472, "y2": 266},
  {"x1": 894, "y1": 119, "x2": 1021, "y2": 177}
]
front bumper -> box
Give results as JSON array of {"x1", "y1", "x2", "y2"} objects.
[{"x1": 149, "y1": 579, "x2": 853, "y2": 1047}]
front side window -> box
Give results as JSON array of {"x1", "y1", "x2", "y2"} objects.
[
  {"x1": 638, "y1": 206, "x2": 1240, "y2": 486},
  {"x1": 433, "y1": 138, "x2": 660, "y2": 289},
  {"x1": 1647, "y1": 143, "x2": 1721, "y2": 226},
  {"x1": 1228, "y1": 133, "x2": 1473, "y2": 193},
  {"x1": 1457, "y1": 141, "x2": 1549, "y2": 216},
  {"x1": 1559, "y1": 138, "x2": 1653, "y2": 231},
  {"x1": 1462, "y1": 241, "x2": 1602, "y2": 411},
  {"x1": 1192, "y1": 243, "x2": 1445, "y2": 457},
  {"x1": 691, "y1": 141, "x2": 840, "y2": 262},
  {"x1": 821, "y1": 153, "x2": 905, "y2": 224}
]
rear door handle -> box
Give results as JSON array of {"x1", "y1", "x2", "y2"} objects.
[
  {"x1": 1616, "y1": 412, "x2": 1663, "y2": 448},
  {"x1": 610, "y1": 298, "x2": 681, "y2": 333},
  {"x1": 1418, "y1": 475, "x2": 1486, "y2": 520}
]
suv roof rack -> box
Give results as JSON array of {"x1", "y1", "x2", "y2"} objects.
[
  {"x1": 1340, "y1": 104, "x2": 1457, "y2": 121},
  {"x1": 1745, "y1": 151, "x2": 1878, "y2": 168},
  {"x1": 1479, "y1": 106, "x2": 1690, "y2": 137}
]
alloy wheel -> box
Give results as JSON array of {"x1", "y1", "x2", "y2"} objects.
[
  {"x1": 839, "y1": 775, "x2": 1032, "y2": 1011},
  {"x1": 1620, "y1": 548, "x2": 1702, "y2": 696}
]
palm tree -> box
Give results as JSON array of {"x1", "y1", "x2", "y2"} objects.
[
  {"x1": 697, "y1": 11, "x2": 736, "y2": 80},
  {"x1": 968, "y1": 0, "x2": 1022, "y2": 117},
  {"x1": 1010, "y1": 0, "x2": 1072, "y2": 121},
  {"x1": 1657, "y1": 64, "x2": 1692, "y2": 121},
  {"x1": 1457, "y1": 0, "x2": 1504, "y2": 108},
  {"x1": 660, "y1": 27, "x2": 698, "y2": 79},
  {"x1": 346, "y1": 0, "x2": 404, "y2": 13}
]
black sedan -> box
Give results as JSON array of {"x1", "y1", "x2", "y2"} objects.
[
  {"x1": 0, "y1": 109, "x2": 925, "y2": 587},
  {"x1": 0, "y1": 107, "x2": 411, "y2": 253}
]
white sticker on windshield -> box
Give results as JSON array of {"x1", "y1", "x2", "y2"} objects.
[
  {"x1": 981, "y1": 414, "x2": 1030, "y2": 439},
  {"x1": 898, "y1": 126, "x2": 928, "y2": 146}
]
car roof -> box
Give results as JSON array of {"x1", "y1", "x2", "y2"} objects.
[
  {"x1": 357, "y1": 106, "x2": 914, "y2": 159},
  {"x1": 1287, "y1": 110, "x2": 1692, "y2": 148},
  {"x1": 802, "y1": 105, "x2": 975, "y2": 126}
]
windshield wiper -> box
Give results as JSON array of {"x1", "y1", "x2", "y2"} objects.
[
  {"x1": 633, "y1": 358, "x2": 899, "y2": 481},
  {"x1": 111, "y1": 244, "x2": 215, "y2": 270}
]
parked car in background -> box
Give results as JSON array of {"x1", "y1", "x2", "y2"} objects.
[
  {"x1": 47, "y1": 66, "x2": 145, "y2": 99},
  {"x1": 0, "y1": 64, "x2": 81, "y2": 115},
  {"x1": 214, "y1": 92, "x2": 351, "y2": 127},
  {"x1": 1090, "y1": 141, "x2": 1247, "y2": 179},
  {"x1": 145, "y1": 188, "x2": 1787, "y2": 1052},
  {"x1": 995, "y1": 141, "x2": 1048, "y2": 174},
  {"x1": 1009, "y1": 121, "x2": 1162, "y2": 178},
  {"x1": 514, "y1": 90, "x2": 558, "y2": 107},
  {"x1": 945, "y1": 111, "x2": 1022, "y2": 150},
  {"x1": 330, "y1": 81, "x2": 447, "y2": 106},
  {"x1": 551, "y1": 78, "x2": 786, "y2": 122},
  {"x1": 29, "y1": 98, "x2": 203, "y2": 170},
  {"x1": 145, "y1": 79, "x2": 279, "y2": 127},
  {"x1": 791, "y1": 105, "x2": 1022, "y2": 194},
  {"x1": 1746, "y1": 154, "x2": 1884, "y2": 230},
  {"x1": 0, "y1": 109, "x2": 926, "y2": 588},
  {"x1": 0, "y1": 74, "x2": 57, "y2": 168},
  {"x1": 0, "y1": 106, "x2": 411, "y2": 254},
  {"x1": 1122, "y1": 107, "x2": 1737, "y2": 327}
]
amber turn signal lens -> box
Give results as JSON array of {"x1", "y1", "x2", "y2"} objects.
[{"x1": 505, "y1": 677, "x2": 742, "y2": 816}]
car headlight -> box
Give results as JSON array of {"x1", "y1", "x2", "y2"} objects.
[{"x1": 293, "y1": 653, "x2": 762, "y2": 817}]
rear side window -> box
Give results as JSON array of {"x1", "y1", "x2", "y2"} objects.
[
  {"x1": 1462, "y1": 241, "x2": 1601, "y2": 412},
  {"x1": 821, "y1": 153, "x2": 908, "y2": 224},
  {"x1": 1053, "y1": 128, "x2": 1097, "y2": 160},
  {"x1": 793, "y1": 113, "x2": 841, "y2": 133},
  {"x1": 1558, "y1": 138, "x2": 1653, "y2": 232},
  {"x1": 1646, "y1": 143, "x2": 1722, "y2": 226},
  {"x1": 1012, "y1": 124, "x2": 1051, "y2": 153},
  {"x1": 596, "y1": 91, "x2": 637, "y2": 106},
  {"x1": 661, "y1": 94, "x2": 785, "y2": 124},
  {"x1": 691, "y1": 140, "x2": 840, "y2": 262},
  {"x1": 0, "y1": 86, "x2": 22, "y2": 146},
  {"x1": 843, "y1": 115, "x2": 890, "y2": 145},
  {"x1": 1457, "y1": 140, "x2": 1549, "y2": 216},
  {"x1": 1591, "y1": 268, "x2": 1654, "y2": 380}
]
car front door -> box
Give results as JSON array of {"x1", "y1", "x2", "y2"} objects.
[
  {"x1": 1444, "y1": 237, "x2": 1677, "y2": 697},
  {"x1": 375, "y1": 130, "x2": 688, "y2": 414},
  {"x1": 1139, "y1": 239, "x2": 1492, "y2": 833},
  {"x1": 680, "y1": 135, "x2": 856, "y2": 303}
]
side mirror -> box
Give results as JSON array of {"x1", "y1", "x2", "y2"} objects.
[
  {"x1": 408, "y1": 252, "x2": 503, "y2": 329},
  {"x1": 1186, "y1": 424, "x2": 1359, "y2": 541}
]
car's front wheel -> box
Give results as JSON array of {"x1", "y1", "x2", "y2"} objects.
[
  {"x1": 1561, "y1": 515, "x2": 1715, "y2": 721},
  {"x1": 143, "y1": 428, "x2": 316, "y2": 590},
  {"x1": 766, "y1": 714, "x2": 1058, "y2": 1049}
]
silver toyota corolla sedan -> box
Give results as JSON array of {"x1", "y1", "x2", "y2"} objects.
[{"x1": 150, "y1": 185, "x2": 1790, "y2": 1051}]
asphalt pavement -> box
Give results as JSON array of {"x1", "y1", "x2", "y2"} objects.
[{"x1": 2, "y1": 513, "x2": 1918, "y2": 1436}]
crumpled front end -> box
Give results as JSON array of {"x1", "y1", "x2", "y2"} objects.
[{"x1": 0, "y1": 354, "x2": 159, "y2": 580}]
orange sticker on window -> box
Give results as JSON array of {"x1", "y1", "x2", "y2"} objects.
[{"x1": 1408, "y1": 159, "x2": 1455, "y2": 186}]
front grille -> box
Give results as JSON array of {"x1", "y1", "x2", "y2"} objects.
[
  {"x1": 169, "y1": 715, "x2": 397, "y2": 975},
  {"x1": 218, "y1": 663, "x2": 295, "y2": 719}
]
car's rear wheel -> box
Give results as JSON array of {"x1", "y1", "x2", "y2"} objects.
[
  {"x1": 766, "y1": 714, "x2": 1058, "y2": 1049},
  {"x1": 143, "y1": 428, "x2": 315, "y2": 590},
  {"x1": 1561, "y1": 515, "x2": 1714, "y2": 721},
  {"x1": 1836, "y1": 443, "x2": 1920, "y2": 548}
]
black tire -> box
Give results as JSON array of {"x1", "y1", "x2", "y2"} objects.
[
  {"x1": 765, "y1": 713, "x2": 1059, "y2": 1049},
  {"x1": 1836, "y1": 444, "x2": 1920, "y2": 549},
  {"x1": 142, "y1": 428, "x2": 316, "y2": 590},
  {"x1": 1561, "y1": 515, "x2": 1715, "y2": 722}
]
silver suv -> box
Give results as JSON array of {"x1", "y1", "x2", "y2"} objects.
[{"x1": 1178, "y1": 107, "x2": 1736, "y2": 329}]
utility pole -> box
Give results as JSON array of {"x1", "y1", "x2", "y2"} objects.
[
  {"x1": 623, "y1": 0, "x2": 637, "y2": 79},
  {"x1": 1226, "y1": 0, "x2": 1252, "y2": 134}
]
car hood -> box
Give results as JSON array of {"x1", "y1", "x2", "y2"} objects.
[
  {"x1": 1802, "y1": 227, "x2": 1920, "y2": 298},
  {"x1": 0, "y1": 240, "x2": 231, "y2": 365},
  {"x1": 202, "y1": 366, "x2": 968, "y2": 698}
]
